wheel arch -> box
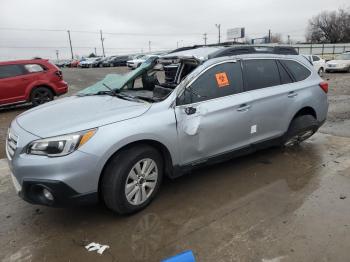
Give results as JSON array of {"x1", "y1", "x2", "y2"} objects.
[
  {"x1": 292, "y1": 106, "x2": 317, "y2": 121},
  {"x1": 27, "y1": 84, "x2": 56, "y2": 100},
  {"x1": 98, "y1": 139, "x2": 174, "y2": 197}
]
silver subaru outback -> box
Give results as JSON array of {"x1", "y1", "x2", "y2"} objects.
[{"x1": 6, "y1": 46, "x2": 328, "y2": 214}]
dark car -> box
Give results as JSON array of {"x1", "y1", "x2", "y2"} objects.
[
  {"x1": 108, "y1": 56, "x2": 131, "y2": 67},
  {"x1": 0, "y1": 59, "x2": 68, "y2": 107}
]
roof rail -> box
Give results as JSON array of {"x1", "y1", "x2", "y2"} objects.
[{"x1": 208, "y1": 46, "x2": 298, "y2": 59}]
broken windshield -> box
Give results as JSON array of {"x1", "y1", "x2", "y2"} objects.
[{"x1": 78, "y1": 57, "x2": 158, "y2": 95}]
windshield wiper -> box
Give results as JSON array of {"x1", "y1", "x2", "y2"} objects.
[{"x1": 102, "y1": 83, "x2": 118, "y2": 96}]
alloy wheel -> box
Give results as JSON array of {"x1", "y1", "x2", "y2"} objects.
[{"x1": 125, "y1": 158, "x2": 158, "y2": 205}]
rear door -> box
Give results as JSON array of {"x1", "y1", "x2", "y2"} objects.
[
  {"x1": 175, "y1": 61, "x2": 253, "y2": 165},
  {"x1": 0, "y1": 64, "x2": 30, "y2": 105},
  {"x1": 242, "y1": 59, "x2": 296, "y2": 144}
]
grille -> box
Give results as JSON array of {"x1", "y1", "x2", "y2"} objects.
[{"x1": 6, "y1": 128, "x2": 18, "y2": 160}]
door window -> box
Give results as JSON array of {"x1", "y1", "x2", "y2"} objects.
[
  {"x1": 277, "y1": 61, "x2": 293, "y2": 84},
  {"x1": 312, "y1": 56, "x2": 320, "y2": 62},
  {"x1": 242, "y1": 59, "x2": 281, "y2": 91},
  {"x1": 0, "y1": 64, "x2": 25, "y2": 79},
  {"x1": 178, "y1": 62, "x2": 243, "y2": 105}
]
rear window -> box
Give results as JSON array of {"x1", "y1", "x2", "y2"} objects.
[
  {"x1": 0, "y1": 64, "x2": 25, "y2": 79},
  {"x1": 243, "y1": 59, "x2": 280, "y2": 91},
  {"x1": 281, "y1": 60, "x2": 311, "y2": 81}
]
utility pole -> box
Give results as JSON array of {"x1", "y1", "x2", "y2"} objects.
[
  {"x1": 100, "y1": 30, "x2": 106, "y2": 57},
  {"x1": 67, "y1": 30, "x2": 74, "y2": 59},
  {"x1": 268, "y1": 29, "x2": 271, "y2": 44},
  {"x1": 94, "y1": 47, "x2": 97, "y2": 56},
  {"x1": 55, "y1": 50, "x2": 59, "y2": 61},
  {"x1": 148, "y1": 41, "x2": 151, "y2": 52},
  {"x1": 203, "y1": 33, "x2": 208, "y2": 45},
  {"x1": 215, "y1": 24, "x2": 221, "y2": 44}
]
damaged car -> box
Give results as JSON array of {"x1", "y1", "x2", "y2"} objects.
[{"x1": 6, "y1": 46, "x2": 328, "y2": 214}]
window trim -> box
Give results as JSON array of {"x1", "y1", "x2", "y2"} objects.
[{"x1": 176, "y1": 59, "x2": 239, "y2": 106}]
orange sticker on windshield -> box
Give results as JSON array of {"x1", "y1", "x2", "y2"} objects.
[{"x1": 215, "y1": 72, "x2": 230, "y2": 88}]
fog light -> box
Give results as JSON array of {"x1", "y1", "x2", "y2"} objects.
[{"x1": 43, "y1": 188, "x2": 54, "y2": 201}]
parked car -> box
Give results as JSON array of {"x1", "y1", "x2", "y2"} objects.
[
  {"x1": 127, "y1": 55, "x2": 158, "y2": 69},
  {"x1": 0, "y1": 59, "x2": 68, "y2": 107},
  {"x1": 101, "y1": 56, "x2": 117, "y2": 67},
  {"x1": 79, "y1": 57, "x2": 102, "y2": 68},
  {"x1": 325, "y1": 53, "x2": 350, "y2": 73},
  {"x1": 69, "y1": 59, "x2": 80, "y2": 68},
  {"x1": 6, "y1": 46, "x2": 328, "y2": 215},
  {"x1": 108, "y1": 56, "x2": 131, "y2": 67},
  {"x1": 302, "y1": 55, "x2": 326, "y2": 76},
  {"x1": 93, "y1": 57, "x2": 109, "y2": 68}
]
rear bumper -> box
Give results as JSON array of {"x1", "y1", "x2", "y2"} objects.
[{"x1": 54, "y1": 81, "x2": 68, "y2": 96}]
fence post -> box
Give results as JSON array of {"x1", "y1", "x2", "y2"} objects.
[
  {"x1": 322, "y1": 44, "x2": 324, "y2": 57},
  {"x1": 297, "y1": 47, "x2": 300, "y2": 54},
  {"x1": 333, "y1": 45, "x2": 336, "y2": 57},
  {"x1": 344, "y1": 46, "x2": 346, "y2": 53},
  {"x1": 310, "y1": 43, "x2": 313, "y2": 54}
]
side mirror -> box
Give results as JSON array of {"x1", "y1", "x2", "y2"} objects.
[{"x1": 185, "y1": 106, "x2": 196, "y2": 115}]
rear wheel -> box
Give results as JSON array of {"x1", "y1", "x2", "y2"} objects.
[
  {"x1": 101, "y1": 145, "x2": 163, "y2": 215},
  {"x1": 283, "y1": 115, "x2": 318, "y2": 147},
  {"x1": 30, "y1": 87, "x2": 54, "y2": 106}
]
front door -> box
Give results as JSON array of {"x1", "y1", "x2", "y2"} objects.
[{"x1": 175, "y1": 61, "x2": 253, "y2": 166}]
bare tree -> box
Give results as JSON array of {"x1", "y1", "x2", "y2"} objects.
[
  {"x1": 306, "y1": 8, "x2": 350, "y2": 43},
  {"x1": 270, "y1": 33, "x2": 282, "y2": 43}
]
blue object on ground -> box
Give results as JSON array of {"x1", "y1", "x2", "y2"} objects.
[{"x1": 162, "y1": 250, "x2": 196, "y2": 262}]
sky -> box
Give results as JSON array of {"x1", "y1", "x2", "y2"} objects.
[{"x1": 0, "y1": 0, "x2": 349, "y2": 60}]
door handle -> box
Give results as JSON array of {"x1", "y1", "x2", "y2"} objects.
[
  {"x1": 237, "y1": 104, "x2": 251, "y2": 112},
  {"x1": 288, "y1": 91, "x2": 298, "y2": 98},
  {"x1": 184, "y1": 106, "x2": 196, "y2": 115}
]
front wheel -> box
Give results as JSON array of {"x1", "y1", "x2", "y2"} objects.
[
  {"x1": 101, "y1": 145, "x2": 163, "y2": 215},
  {"x1": 30, "y1": 87, "x2": 54, "y2": 106},
  {"x1": 318, "y1": 67, "x2": 324, "y2": 77},
  {"x1": 283, "y1": 115, "x2": 318, "y2": 147}
]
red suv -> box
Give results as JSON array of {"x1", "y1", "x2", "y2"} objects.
[{"x1": 0, "y1": 59, "x2": 68, "y2": 107}]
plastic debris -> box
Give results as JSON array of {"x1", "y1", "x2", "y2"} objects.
[
  {"x1": 85, "y1": 242, "x2": 110, "y2": 255},
  {"x1": 162, "y1": 250, "x2": 196, "y2": 262}
]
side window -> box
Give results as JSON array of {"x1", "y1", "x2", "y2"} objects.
[
  {"x1": 24, "y1": 64, "x2": 45, "y2": 73},
  {"x1": 277, "y1": 61, "x2": 293, "y2": 84},
  {"x1": 179, "y1": 62, "x2": 243, "y2": 104},
  {"x1": 281, "y1": 60, "x2": 311, "y2": 82},
  {"x1": 0, "y1": 64, "x2": 25, "y2": 79},
  {"x1": 243, "y1": 59, "x2": 280, "y2": 91},
  {"x1": 312, "y1": 56, "x2": 320, "y2": 62}
]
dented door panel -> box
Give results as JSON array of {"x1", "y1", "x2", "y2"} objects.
[{"x1": 175, "y1": 92, "x2": 253, "y2": 165}]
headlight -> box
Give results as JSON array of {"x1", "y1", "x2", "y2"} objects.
[{"x1": 27, "y1": 129, "x2": 97, "y2": 157}]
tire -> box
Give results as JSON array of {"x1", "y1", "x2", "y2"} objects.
[
  {"x1": 283, "y1": 115, "x2": 319, "y2": 147},
  {"x1": 30, "y1": 87, "x2": 54, "y2": 107},
  {"x1": 101, "y1": 145, "x2": 163, "y2": 215},
  {"x1": 318, "y1": 67, "x2": 324, "y2": 77}
]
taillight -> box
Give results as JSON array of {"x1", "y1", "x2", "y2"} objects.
[
  {"x1": 319, "y1": 81, "x2": 328, "y2": 93},
  {"x1": 55, "y1": 70, "x2": 63, "y2": 79}
]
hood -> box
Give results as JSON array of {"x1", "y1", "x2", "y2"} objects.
[
  {"x1": 16, "y1": 96, "x2": 151, "y2": 137},
  {"x1": 327, "y1": 60, "x2": 350, "y2": 65}
]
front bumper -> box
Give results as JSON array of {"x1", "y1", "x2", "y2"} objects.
[
  {"x1": 326, "y1": 65, "x2": 348, "y2": 72},
  {"x1": 7, "y1": 120, "x2": 101, "y2": 207},
  {"x1": 17, "y1": 179, "x2": 98, "y2": 207}
]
